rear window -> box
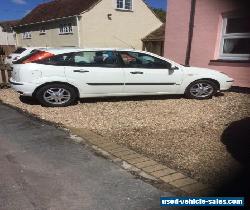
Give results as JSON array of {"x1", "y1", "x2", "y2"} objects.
[
  {"x1": 13, "y1": 47, "x2": 26, "y2": 54},
  {"x1": 35, "y1": 53, "x2": 74, "y2": 66},
  {"x1": 13, "y1": 50, "x2": 42, "y2": 64}
]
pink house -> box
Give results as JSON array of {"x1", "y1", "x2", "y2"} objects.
[{"x1": 164, "y1": 0, "x2": 250, "y2": 87}]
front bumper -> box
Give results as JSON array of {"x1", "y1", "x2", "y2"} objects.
[
  {"x1": 9, "y1": 78, "x2": 37, "y2": 96},
  {"x1": 220, "y1": 80, "x2": 234, "y2": 91}
]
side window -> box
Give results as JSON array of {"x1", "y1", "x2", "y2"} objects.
[
  {"x1": 37, "y1": 51, "x2": 119, "y2": 67},
  {"x1": 72, "y1": 51, "x2": 119, "y2": 67},
  {"x1": 119, "y1": 52, "x2": 171, "y2": 69}
]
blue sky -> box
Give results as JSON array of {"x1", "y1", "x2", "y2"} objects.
[{"x1": 0, "y1": 0, "x2": 167, "y2": 21}]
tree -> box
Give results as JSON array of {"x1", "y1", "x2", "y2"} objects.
[{"x1": 152, "y1": 8, "x2": 166, "y2": 22}]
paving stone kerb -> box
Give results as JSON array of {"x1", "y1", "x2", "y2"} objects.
[{"x1": 68, "y1": 127, "x2": 213, "y2": 195}]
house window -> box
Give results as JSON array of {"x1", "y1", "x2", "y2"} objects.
[
  {"x1": 59, "y1": 23, "x2": 73, "y2": 34},
  {"x1": 116, "y1": 0, "x2": 132, "y2": 11},
  {"x1": 22, "y1": 32, "x2": 32, "y2": 39},
  {"x1": 39, "y1": 27, "x2": 46, "y2": 35},
  {"x1": 220, "y1": 16, "x2": 250, "y2": 60}
]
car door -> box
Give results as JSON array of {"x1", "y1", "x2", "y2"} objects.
[
  {"x1": 64, "y1": 50, "x2": 124, "y2": 96},
  {"x1": 119, "y1": 51, "x2": 183, "y2": 94}
]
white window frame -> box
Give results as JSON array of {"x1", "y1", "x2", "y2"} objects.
[
  {"x1": 59, "y1": 23, "x2": 73, "y2": 35},
  {"x1": 39, "y1": 28, "x2": 46, "y2": 35},
  {"x1": 219, "y1": 15, "x2": 250, "y2": 60},
  {"x1": 22, "y1": 32, "x2": 32, "y2": 39},
  {"x1": 116, "y1": 0, "x2": 133, "y2": 11}
]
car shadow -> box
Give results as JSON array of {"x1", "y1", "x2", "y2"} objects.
[
  {"x1": 212, "y1": 118, "x2": 250, "y2": 207},
  {"x1": 230, "y1": 86, "x2": 250, "y2": 94},
  {"x1": 20, "y1": 95, "x2": 183, "y2": 106},
  {"x1": 214, "y1": 92, "x2": 224, "y2": 97},
  {"x1": 18, "y1": 95, "x2": 183, "y2": 106},
  {"x1": 19, "y1": 93, "x2": 223, "y2": 106},
  {"x1": 214, "y1": 86, "x2": 250, "y2": 98},
  {"x1": 19, "y1": 89, "x2": 239, "y2": 106},
  {"x1": 19, "y1": 96, "x2": 40, "y2": 105},
  {"x1": 79, "y1": 94, "x2": 183, "y2": 104}
]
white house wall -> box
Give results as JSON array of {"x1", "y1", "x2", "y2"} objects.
[
  {"x1": 0, "y1": 26, "x2": 16, "y2": 46},
  {"x1": 15, "y1": 0, "x2": 162, "y2": 49},
  {"x1": 79, "y1": 0, "x2": 162, "y2": 49},
  {"x1": 16, "y1": 17, "x2": 79, "y2": 47}
]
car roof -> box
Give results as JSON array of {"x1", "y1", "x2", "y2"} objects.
[
  {"x1": 17, "y1": 47, "x2": 42, "y2": 50},
  {"x1": 43, "y1": 48, "x2": 145, "y2": 55}
]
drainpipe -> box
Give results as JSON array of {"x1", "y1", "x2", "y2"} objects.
[
  {"x1": 185, "y1": 0, "x2": 196, "y2": 66},
  {"x1": 76, "y1": 16, "x2": 81, "y2": 47}
]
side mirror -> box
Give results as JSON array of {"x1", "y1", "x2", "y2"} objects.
[{"x1": 170, "y1": 66, "x2": 179, "y2": 71}]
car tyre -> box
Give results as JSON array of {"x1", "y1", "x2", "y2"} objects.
[
  {"x1": 185, "y1": 79, "x2": 218, "y2": 100},
  {"x1": 36, "y1": 83, "x2": 77, "y2": 107}
]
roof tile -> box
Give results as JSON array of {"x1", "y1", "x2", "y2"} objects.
[
  {"x1": 142, "y1": 24, "x2": 165, "y2": 42},
  {"x1": 17, "y1": 0, "x2": 100, "y2": 26}
]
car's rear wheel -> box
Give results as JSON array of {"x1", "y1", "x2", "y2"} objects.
[
  {"x1": 36, "y1": 83, "x2": 77, "y2": 107},
  {"x1": 185, "y1": 79, "x2": 218, "y2": 99}
]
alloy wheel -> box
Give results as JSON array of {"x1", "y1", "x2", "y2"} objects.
[
  {"x1": 189, "y1": 82, "x2": 214, "y2": 98},
  {"x1": 43, "y1": 88, "x2": 71, "y2": 105}
]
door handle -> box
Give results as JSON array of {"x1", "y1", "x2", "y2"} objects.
[
  {"x1": 130, "y1": 71, "x2": 143, "y2": 74},
  {"x1": 73, "y1": 70, "x2": 90, "y2": 73}
]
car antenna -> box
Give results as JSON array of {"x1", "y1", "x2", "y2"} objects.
[{"x1": 113, "y1": 36, "x2": 135, "y2": 49}]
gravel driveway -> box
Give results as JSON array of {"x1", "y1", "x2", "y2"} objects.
[{"x1": 0, "y1": 89, "x2": 249, "y2": 187}]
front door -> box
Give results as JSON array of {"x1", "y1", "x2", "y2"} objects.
[
  {"x1": 118, "y1": 51, "x2": 183, "y2": 94},
  {"x1": 64, "y1": 50, "x2": 124, "y2": 96}
]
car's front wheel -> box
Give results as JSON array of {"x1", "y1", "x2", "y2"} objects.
[
  {"x1": 36, "y1": 83, "x2": 77, "y2": 107},
  {"x1": 185, "y1": 80, "x2": 218, "y2": 99}
]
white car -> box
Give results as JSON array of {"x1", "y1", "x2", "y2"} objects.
[
  {"x1": 10, "y1": 48, "x2": 234, "y2": 107},
  {"x1": 5, "y1": 47, "x2": 43, "y2": 66}
]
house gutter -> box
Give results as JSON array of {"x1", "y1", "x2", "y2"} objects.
[
  {"x1": 185, "y1": 0, "x2": 196, "y2": 66},
  {"x1": 13, "y1": 15, "x2": 78, "y2": 28}
]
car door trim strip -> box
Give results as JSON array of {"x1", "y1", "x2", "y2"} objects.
[
  {"x1": 87, "y1": 83, "x2": 176, "y2": 86},
  {"x1": 125, "y1": 83, "x2": 176, "y2": 85},
  {"x1": 87, "y1": 83, "x2": 124, "y2": 86}
]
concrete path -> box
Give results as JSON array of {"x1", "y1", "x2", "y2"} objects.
[{"x1": 0, "y1": 104, "x2": 174, "y2": 210}]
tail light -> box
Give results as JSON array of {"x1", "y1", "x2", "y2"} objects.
[{"x1": 16, "y1": 51, "x2": 54, "y2": 64}]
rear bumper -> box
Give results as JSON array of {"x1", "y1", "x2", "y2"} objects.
[
  {"x1": 4, "y1": 58, "x2": 12, "y2": 65},
  {"x1": 9, "y1": 78, "x2": 37, "y2": 96}
]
